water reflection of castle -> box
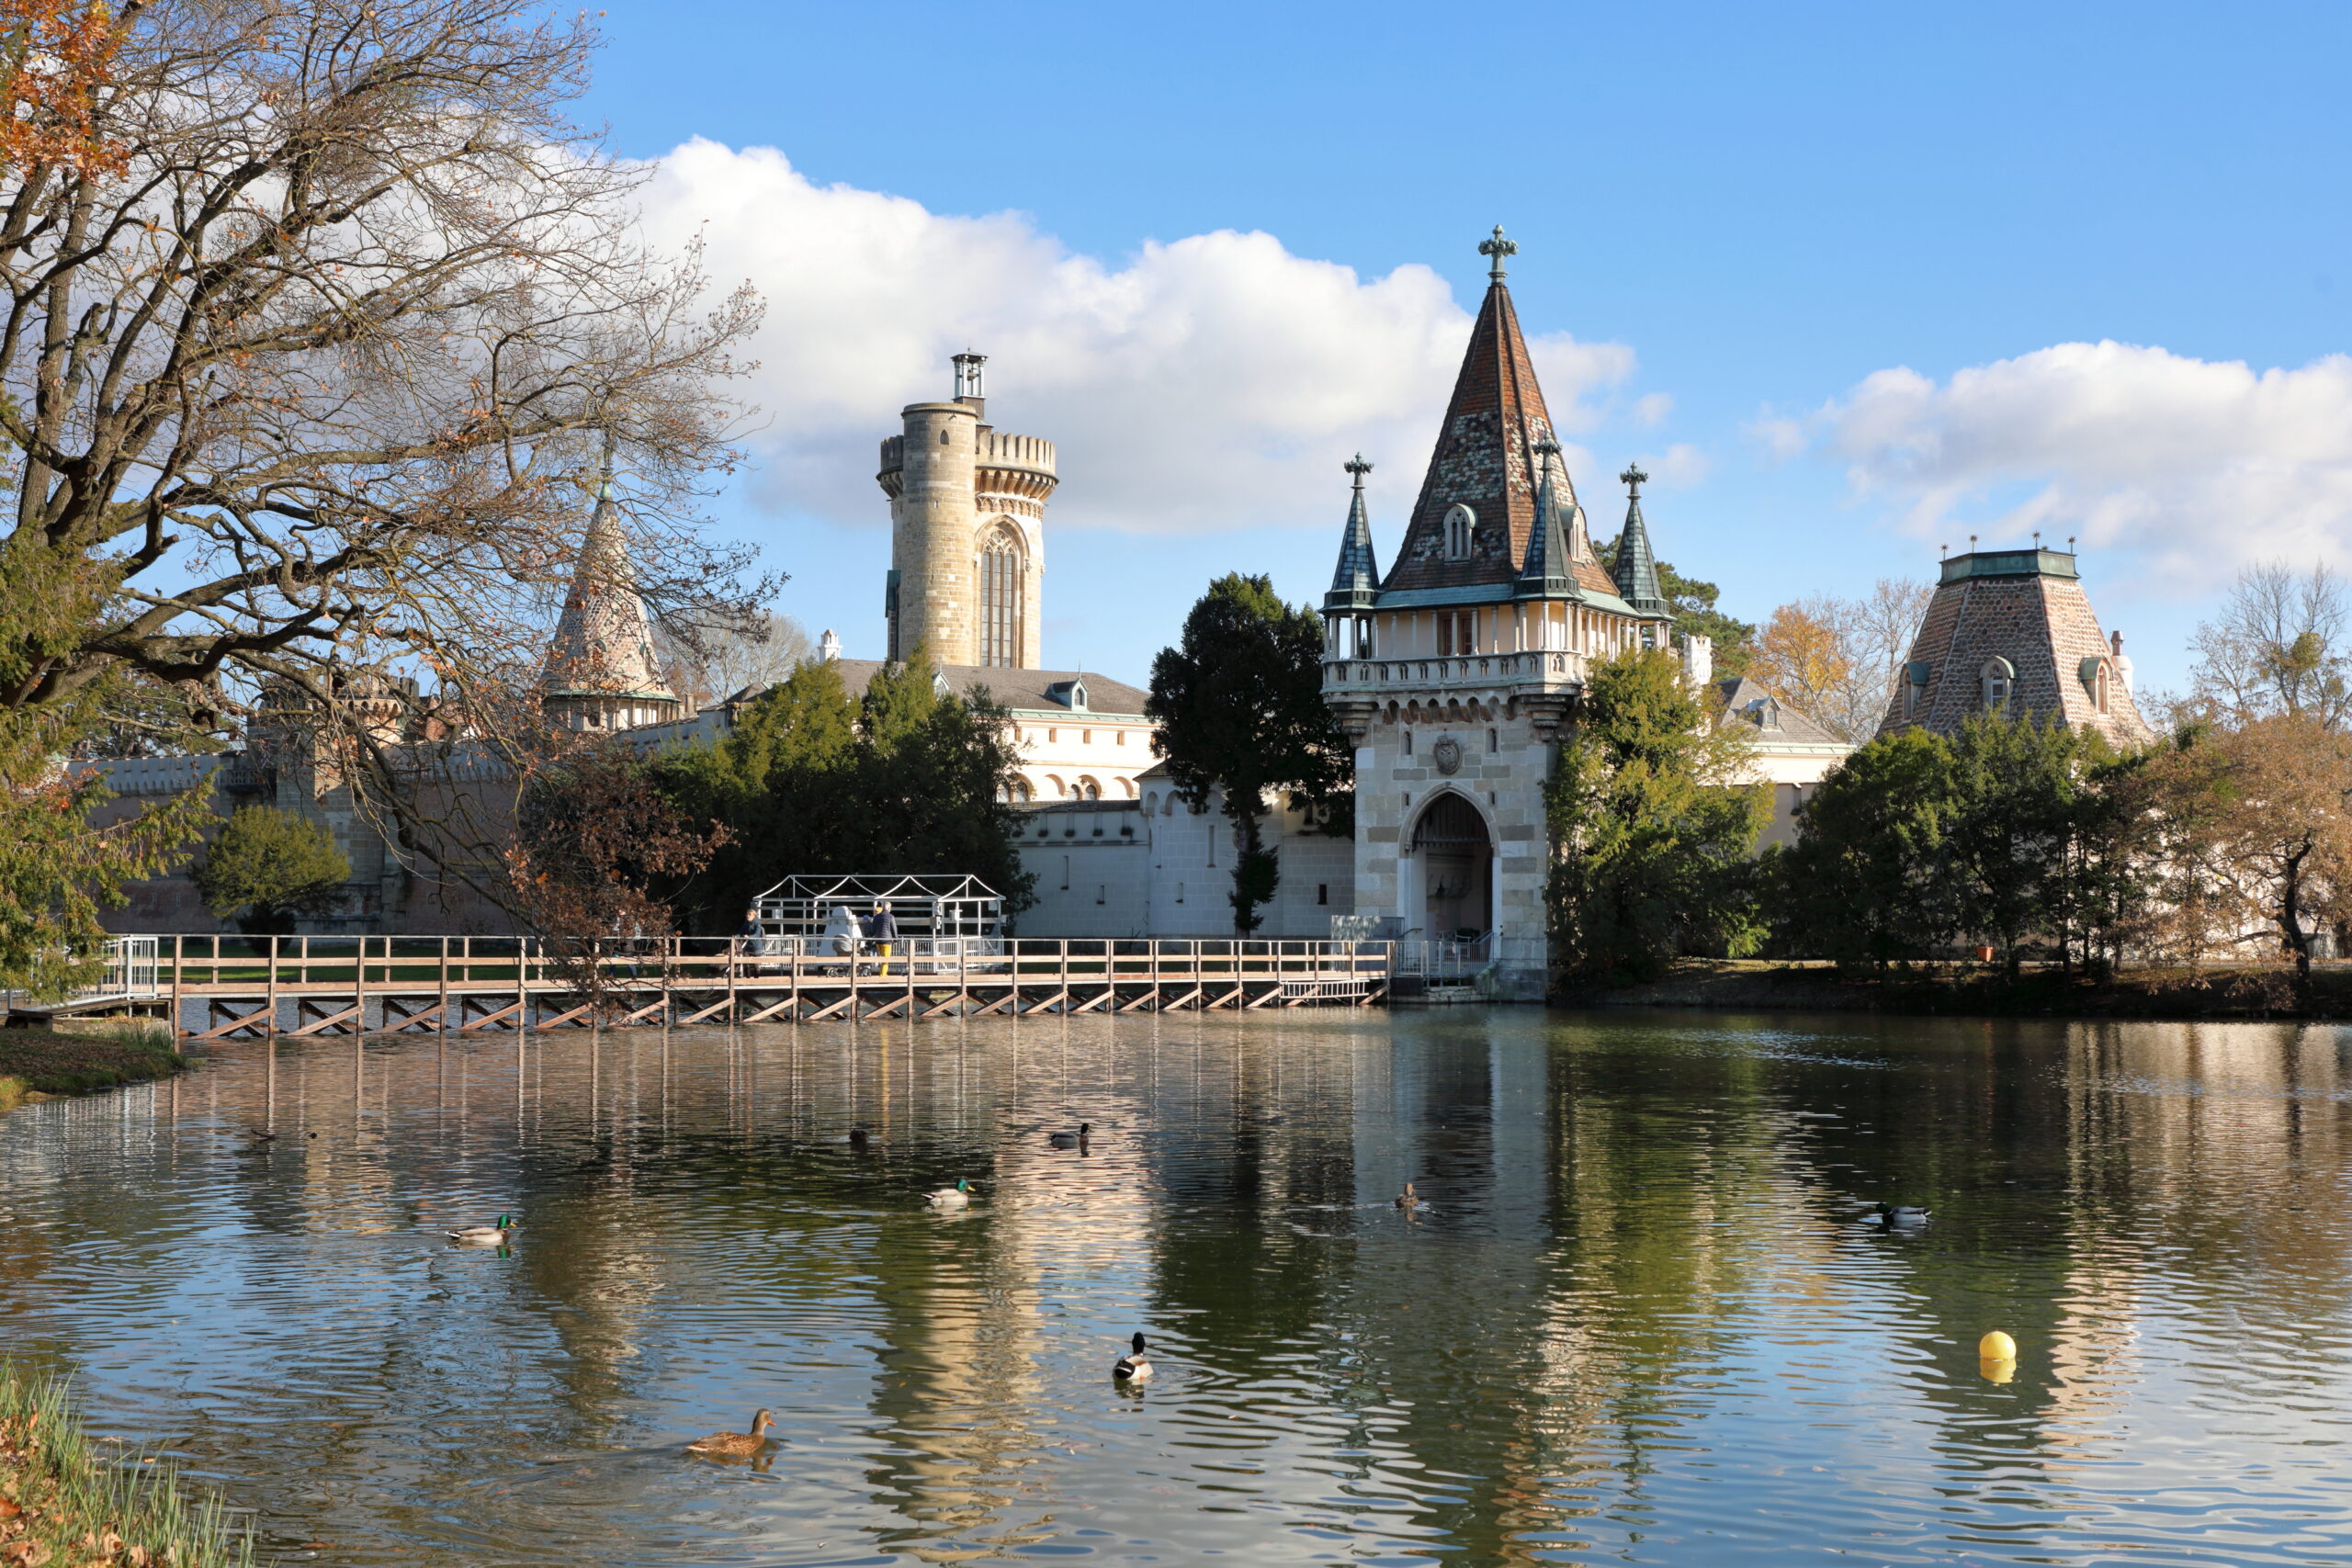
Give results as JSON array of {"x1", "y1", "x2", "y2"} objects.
[{"x1": 24, "y1": 1013, "x2": 2346, "y2": 1559}]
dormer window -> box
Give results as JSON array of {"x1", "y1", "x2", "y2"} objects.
[
  {"x1": 1443, "y1": 504, "x2": 1476, "y2": 561},
  {"x1": 1982, "y1": 657, "x2": 2015, "y2": 708},
  {"x1": 1046, "y1": 677, "x2": 1089, "y2": 711}
]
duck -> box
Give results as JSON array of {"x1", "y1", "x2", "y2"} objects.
[
  {"x1": 686, "y1": 1408, "x2": 775, "y2": 1458},
  {"x1": 1394, "y1": 1182, "x2": 1420, "y2": 1210},
  {"x1": 1113, "y1": 1332, "x2": 1152, "y2": 1382},
  {"x1": 1876, "y1": 1203, "x2": 1931, "y2": 1228},
  {"x1": 848, "y1": 1127, "x2": 870, "y2": 1151},
  {"x1": 447, "y1": 1213, "x2": 517, "y2": 1245},
  {"x1": 1048, "y1": 1122, "x2": 1092, "y2": 1149},
  {"x1": 927, "y1": 1179, "x2": 972, "y2": 1210}
]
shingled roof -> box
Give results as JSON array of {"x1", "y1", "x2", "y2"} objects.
[
  {"x1": 1380, "y1": 257, "x2": 1620, "y2": 599},
  {"x1": 1324, "y1": 455, "x2": 1382, "y2": 614},
  {"x1": 543, "y1": 483, "x2": 678, "y2": 704}
]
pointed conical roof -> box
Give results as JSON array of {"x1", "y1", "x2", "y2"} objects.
[
  {"x1": 543, "y1": 479, "x2": 679, "y2": 704},
  {"x1": 1324, "y1": 455, "x2": 1382, "y2": 613},
  {"x1": 1610, "y1": 463, "x2": 1669, "y2": 617},
  {"x1": 1381, "y1": 237, "x2": 1620, "y2": 599},
  {"x1": 1514, "y1": 443, "x2": 1582, "y2": 600}
]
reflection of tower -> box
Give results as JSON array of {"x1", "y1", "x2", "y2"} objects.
[{"x1": 876, "y1": 353, "x2": 1057, "y2": 669}]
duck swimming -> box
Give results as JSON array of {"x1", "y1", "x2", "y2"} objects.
[
  {"x1": 686, "y1": 1409, "x2": 775, "y2": 1458},
  {"x1": 927, "y1": 1178, "x2": 972, "y2": 1210},
  {"x1": 848, "y1": 1127, "x2": 869, "y2": 1150},
  {"x1": 447, "y1": 1213, "x2": 516, "y2": 1246},
  {"x1": 1049, "y1": 1122, "x2": 1092, "y2": 1149},
  {"x1": 1877, "y1": 1203, "x2": 1931, "y2": 1228},
  {"x1": 1394, "y1": 1183, "x2": 1420, "y2": 1210},
  {"x1": 1113, "y1": 1333, "x2": 1152, "y2": 1382}
]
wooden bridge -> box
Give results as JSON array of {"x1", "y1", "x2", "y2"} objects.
[{"x1": 116, "y1": 936, "x2": 1393, "y2": 1040}]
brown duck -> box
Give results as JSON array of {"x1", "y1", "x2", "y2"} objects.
[{"x1": 686, "y1": 1408, "x2": 775, "y2": 1458}]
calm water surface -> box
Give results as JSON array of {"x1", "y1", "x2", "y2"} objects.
[{"x1": 5, "y1": 1010, "x2": 2352, "y2": 1564}]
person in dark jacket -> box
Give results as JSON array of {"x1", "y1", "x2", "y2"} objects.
[{"x1": 866, "y1": 904, "x2": 899, "y2": 973}]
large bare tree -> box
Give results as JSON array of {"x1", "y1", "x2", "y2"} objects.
[
  {"x1": 0, "y1": 0, "x2": 762, "y2": 733},
  {"x1": 2184, "y1": 563, "x2": 2352, "y2": 730}
]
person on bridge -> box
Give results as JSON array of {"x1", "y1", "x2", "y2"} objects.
[{"x1": 867, "y1": 904, "x2": 899, "y2": 974}]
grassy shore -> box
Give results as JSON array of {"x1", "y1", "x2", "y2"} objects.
[
  {"x1": 0, "y1": 1022, "x2": 184, "y2": 1111},
  {"x1": 0, "y1": 1364, "x2": 254, "y2": 1568},
  {"x1": 1568, "y1": 959, "x2": 2352, "y2": 1020}
]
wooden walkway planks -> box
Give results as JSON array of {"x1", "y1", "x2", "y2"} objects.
[{"x1": 148, "y1": 935, "x2": 1392, "y2": 1039}]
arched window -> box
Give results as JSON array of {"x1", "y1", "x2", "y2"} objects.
[
  {"x1": 978, "y1": 526, "x2": 1024, "y2": 668},
  {"x1": 1078, "y1": 776, "x2": 1102, "y2": 800},
  {"x1": 1443, "y1": 504, "x2": 1475, "y2": 561},
  {"x1": 1982, "y1": 657, "x2": 2015, "y2": 708}
]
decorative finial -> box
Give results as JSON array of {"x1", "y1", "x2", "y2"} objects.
[
  {"x1": 2033, "y1": 529, "x2": 2041, "y2": 547},
  {"x1": 1532, "y1": 438, "x2": 1562, "y2": 457},
  {"x1": 1478, "y1": 224, "x2": 1518, "y2": 281},
  {"x1": 2068, "y1": 535, "x2": 2076, "y2": 552},
  {"x1": 1620, "y1": 462, "x2": 1647, "y2": 498},
  {"x1": 1345, "y1": 452, "x2": 1373, "y2": 485},
  {"x1": 597, "y1": 429, "x2": 616, "y2": 502}
]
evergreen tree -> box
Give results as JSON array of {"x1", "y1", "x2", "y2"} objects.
[
  {"x1": 1546, "y1": 646, "x2": 1769, "y2": 985},
  {"x1": 1148, "y1": 575, "x2": 1351, "y2": 934},
  {"x1": 192, "y1": 806, "x2": 353, "y2": 934}
]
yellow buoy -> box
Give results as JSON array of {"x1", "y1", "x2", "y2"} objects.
[
  {"x1": 1979, "y1": 1356, "x2": 2015, "y2": 1385},
  {"x1": 1979, "y1": 1330, "x2": 2017, "y2": 1360}
]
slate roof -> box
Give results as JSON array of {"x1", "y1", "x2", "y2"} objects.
[
  {"x1": 1611, "y1": 481, "x2": 1668, "y2": 618},
  {"x1": 823, "y1": 660, "x2": 1151, "y2": 718},
  {"x1": 1380, "y1": 275, "x2": 1620, "y2": 599},
  {"x1": 1513, "y1": 446, "x2": 1580, "y2": 600},
  {"x1": 1872, "y1": 550, "x2": 2154, "y2": 747},
  {"x1": 1712, "y1": 676, "x2": 1847, "y2": 747},
  {"x1": 1324, "y1": 459, "x2": 1383, "y2": 613}
]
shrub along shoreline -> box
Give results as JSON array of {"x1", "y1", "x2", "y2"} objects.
[
  {"x1": 1564, "y1": 959, "x2": 2352, "y2": 1021},
  {"x1": 0, "y1": 1363, "x2": 254, "y2": 1568},
  {"x1": 0, "y1": 1022, "x2": 184, "y2": 1111}
]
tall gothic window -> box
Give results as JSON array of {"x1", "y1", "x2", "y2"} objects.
[{"x1": 979, "y1": 530, "x2": 1023, "y2": 668}]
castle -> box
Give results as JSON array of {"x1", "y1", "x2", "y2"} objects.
[{"x1": 89, "y1": 228, "x2": 2153, "y2": 971}]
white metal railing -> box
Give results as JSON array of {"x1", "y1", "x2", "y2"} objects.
[{"x1": 1395, "y1": 933, "x2": 1495, "y2": 983}]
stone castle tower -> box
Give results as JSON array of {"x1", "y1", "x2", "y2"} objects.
[
  {"x1": 1320, "y1": 229, "x2": 1685, "y2": 1000},
  {"x1": 876, "y1": 353, "x2": 1057, "y2": 668}
]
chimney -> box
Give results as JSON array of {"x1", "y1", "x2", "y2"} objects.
[
  {"x1": 2109, "y1": 630, "x2": 2133, "y2": 694},
  {"x1": 952, "y1": 350, "x2": 986, "y2": 418}
]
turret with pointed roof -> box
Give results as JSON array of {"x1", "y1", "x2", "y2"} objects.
[
  {"x1": 1513, "y1": 441, "x2": 1582, "y2": 601},
  {"x1": 1324, "y1": 454, "x2": 1383, "y2": 614},
  {"x1": 542, "y1": 468, "x2": 685, "y2": 732},
  {"x1": 1610, "y1": 462, "x2": 1670, "y2": 618}
]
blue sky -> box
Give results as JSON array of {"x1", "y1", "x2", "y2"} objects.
[{"x1": 582, "y1": 1, "x2": 2352, "y2": 696}]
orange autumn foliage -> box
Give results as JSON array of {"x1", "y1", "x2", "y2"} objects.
[{"x1": 0, "y1": 0, "x2": 126, "y2": 173}]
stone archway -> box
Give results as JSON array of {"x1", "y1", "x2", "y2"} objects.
[{"x1": 1411, "y1": 792, "x2": 1492, "y2": 941}]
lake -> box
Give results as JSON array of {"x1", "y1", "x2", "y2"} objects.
[{"x1": 3, "y1": 1009, "x2": 2350, "y2": 1564}]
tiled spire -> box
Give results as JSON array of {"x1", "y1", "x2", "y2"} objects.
[
  {"x1": 543, "y1": 460, "x2": 682, "y2": 727},
  {"x1": 1381, "y1": 229, "x2": 1567, "y2": 593},
  {"x1": 1611, "y1": 462, "x2": 1669, "y2": 617},
  {"x1": 1514, "y1": 441, "x2": 1581, "y2": 600},
  {"x1": 1324, "y1": 454, "x2": 1382, "y2": 613}
]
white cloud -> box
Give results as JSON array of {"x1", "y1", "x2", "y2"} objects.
[
  {"x1": 1824, "y1": 341, "x2": 2352, "y2": 584},
  {"x1": 1747, "y1": 412, "x2": 1808, "y2": 463},
  {"x1": 1634, "y1": 391, "x2": 1675, "y2": 428},
  {"x1": 634, "y1": 140, "x2": 1642, "y2": 536}
]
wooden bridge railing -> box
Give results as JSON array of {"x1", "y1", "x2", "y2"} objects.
[{"x1": 146, "y1": 934, "x2": 1394, "y2": 1039}]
